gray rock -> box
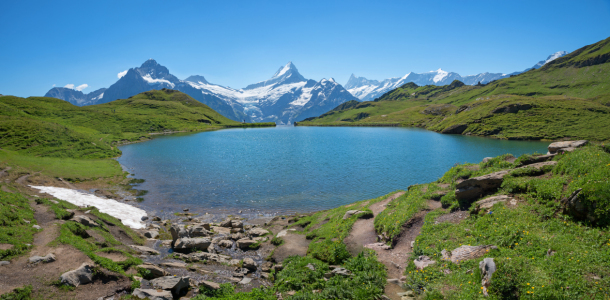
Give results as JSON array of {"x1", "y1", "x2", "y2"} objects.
[
  {"x1": 130, "y1": 245, "x2": 160, "y2": 255},
  {"x1": 136, "y1": 264, "x2": 168, "y2": 278},
  {"x1": 442, "y1": 245, "x2": 498, "y2": 264},
  {"x1": 152, "y1": 216, "x2": 162, "y2": 221},
  {"x1": 219, "y1": 219, "x2": 233, "y2": 227},
  {"x1": 474, "y1": 195, "x2": 514, "y2": 211},
  {"x1": 441, "y1": 124, "x2": 468, "y2": 134},
  {"x1": 455, "y1": 170, "x2": 509, "y2": 201},
  {"x1": 517, "y1": 154, "x2": 556, "y2": 166},
  {"x1": 150, "y1": 276, "x2": 189, "y2": 297},
  {"x1": 60, "y1": 263, "x2": 94, "y2": 287},
  {"x1": 71, "y1": 215, "x2": 99, "y2": 227},
  {"x1": 188, "y1": 252, "x2": 232, "y2": 264},
  {"x1": 189, "y1": 224, "x2": 211, "y2": 237},
  {"x1": 236, "y1": 239, "x2": 257, "y2": 250},
  {"x1": 200, "y1": 280, "x2": 220, "y2": 290},
  {"x1": 231, "y1": 220, "x2": 243, "y2": 229},
  {"x1": 482, "y1": 157, "x2": 493, "y2": 163},
  {"x1": 144, "y1": 230, "x2": 159, "y2": 239},
  {"x1": 132, "y1": 288, "x2": 173, "y2": 300},
  {"x1": 0, "y1": 261, "x2": 10, "y2": 266},
  {"x1": 413, "y1": 256, "x2": 436, "y2": 270},
  {"x1": 170, "y1": 224, "x2": 189, "y2": 243},
  {"x1": 248, "y1": 227, "x2": 268, "y2": 237},
  {"x1": 159, "y1": 262, "x2": 187, "y2": 268},
  {"x1": 306, "y1": 263, "x2": 316, "y2": 271},
  {"x1": 231, "y1": 233, "x2": 244, "y2": 240},
  {"x1": 516, "y1": 160, "x2": 557, "y2": 172},
  {"x1": 261, "y1": 261, "x2": 273, "y2": 273},
  {"x1": 332, "y1": 267, "x2": 352, "y2": 276},
  {"x1": 23, "y1": 219, "x2": 30, "y2": 224},
  {"x1": 548, "y1": 140, "x2": 588, "y2": 154},
  {"x1": 230, "y1": 227, "x2": 243, "y2": 233},
  {"x1": 141, "y1": 216, "x2": 149, "y2": 221},
  {"x1": 243, "y1": 258, "x2": 257, "y2": 271},
  {"x1": 562, "y1": 188, "x2": 599, "y2": 222},
  {"x1": 174, "y1": 237, "x2": 211, "y2": 251},
  {"x1": 32, "y1": 225, "x2": 42, "y2": 230},
  {"x1": 29, "y1": 253, "x2": 56, "y2": 264},
  {"x1": 480, "y1": 258, "x2": 496, "y2": 296},
  {"x1": 238, "y1": 277, "x2": 252, "y2": 285},
  {"x1": 218, "y1": 240, "x2": 233, "y2": 248}
]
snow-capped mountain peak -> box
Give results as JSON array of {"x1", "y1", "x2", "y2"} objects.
[
  {"x1": 433, "y1": 68, "x2": 449, "y2": 83},
  {"x1": 273, "y1": 61, "x2": 297, "y2": 78}
]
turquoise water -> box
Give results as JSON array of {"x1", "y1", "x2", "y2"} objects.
[{"x1": 117, "y1": 126, "x2": 548, "y2": 214}]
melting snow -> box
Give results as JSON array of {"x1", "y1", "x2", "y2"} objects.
[
  {"x1": 117, "y1": 70, "x2": 128, "y2": 79},
  {"x1": 91, "y1": 93, "x2": 104, "y2": 101},
  {"x1": 29, "y1": 186, "x2": 147, "y2": 229}
]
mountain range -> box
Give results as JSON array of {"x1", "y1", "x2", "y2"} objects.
[
  {"x1": 44, "y1": 60, "x2": 354, "y2": 124},
  {"x1": 345, "y1": 51, "x2": 569, "y2": 101},
  {"x1": 45, "y1": 51, "x2": 568, "y2": 123}
]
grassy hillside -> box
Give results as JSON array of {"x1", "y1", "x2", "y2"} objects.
[
  {"x1": 298, "y1": 36, "x2": 610, "y2": 141},
  {"x1": 0, "y1": 89, "x2": 274, "y2": 179}
]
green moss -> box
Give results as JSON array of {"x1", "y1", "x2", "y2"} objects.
[{"x1": 0, "y1": 285, "x2": 33, "y2": 300}]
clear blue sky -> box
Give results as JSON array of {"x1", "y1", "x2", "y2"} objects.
[{"x1": 1, "y1": 0, "x2": 609, "y2": 97}]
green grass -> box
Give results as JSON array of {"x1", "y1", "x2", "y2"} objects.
[
  {"x1": 374, "y1": 186, "x2": 428, "y2": 243},
  {"x1": 0, "y1": 89, "x2": 274, "y2": 180},
  {"x1": 0, "y1": 285, "x2": 33, "y2": 300},
  {"x1": 0, "y1": 190, "x2": 38, "y2": 260},
  {"x1": 298, "y1": 36, "x2": 610, "y2": 142},
  {"x1": 392, "y1": 145, "x2": 610, "y2": 299},
  {"x1": 0, "y1": 149, "x2": 123, "y2": 180},
  {"x1": 293, "y1": 191, "x2": 400, "y2": 264}
]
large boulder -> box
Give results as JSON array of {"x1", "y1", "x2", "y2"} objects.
[
  {"x1": 174, "y1": 237, "x2": 211, "y2": 252},
  {"x1": 144, "y1": 230, "x2": 159, "y2": 239},
  {"x1": 29, "y1": 253, "x2": 56, "y2": 264},
  {"x1": 188, "y1": 252, "x2": 233, "y2": 264},
  {"x1": 548, "y1": 140, "x2": 588, "y2": 154},
  {"x1": 219, "y1": 219, "x2": 233, "y2": 227},
  {"x1": 248, "y1": 227, "x2": 268, "y2": 237},
  {"x1": 455, "y1": 171, "x2": 509, "y2": 201},
  {"x1": 150, "y1": 276, "x2": 189, "y2": 297},
  {"x1": 132, "y1": 288, "x2": 173, "y2": 300},
  {"x1": 562, "y1": 188, "x2": 599, "y2": 223},
  {"x1": 170, "y1": 224, "x2": 189, "y2": 243},
  {"x1": 236, "y1": 239, "x2": 257, "y2": 250},
  {"x1": 136, "y1": 263, "x2": 169, "y2": 278},
  {"x1": 60, "y1": 263, "x2": 94, "y2": 287},
  {"x1": 189, "y1": 224, "x2": 212, "y2": 237},
  {"x1": 231, "y1": 220, "x2": 244, "y2": 229},
  {"x1": 243, "y1": 258, "x2": 257, "y2": 271}
]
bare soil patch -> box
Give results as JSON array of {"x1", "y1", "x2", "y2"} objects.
[
  {"x1": 271, "y1": 232, "x2": 310, "y2": 263},
  {"x1": 434, "y1": 210, "x2": 470, "y2": 224}
]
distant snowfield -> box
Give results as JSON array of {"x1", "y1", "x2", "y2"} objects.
[{"x1": 30, "y1": 186, "x2": 147, "y2": 229}]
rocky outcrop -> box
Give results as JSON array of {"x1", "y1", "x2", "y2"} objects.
[
  {"x1": 243, "y1": 258, "x2": 257, "y2": 271},
  {"x1": 248, "y1": 228, "x2": 269, "y2": 237},
  {"x1": 548, "y1": 140, "x2": 588, "y2": 154},
  {"x1": 516, "y1": 154, "x2": 556, "y2": 166},
  {"x1": 237, "y1": 239, "x2": 257, "y2": 250},
  {"x1": 474, "y1": 195, "x2": 516, "y2": 211},
  {"x1": 455, "y1": 171, "x2": 509, "y2": 201},
  {"x1": 150, "y1": 276, "x2": 190, "y2": 298},
  {"x1": 441, "y1": 245, "x2": 498, "y2": 264},
  {"x1": 60, "y1": 263, "x2": 94, "y2": 287},
  {"x1": 144, "y1": 230, "x2": 159, "y2": 239},
  {"x1": 173, "y1": 237, "x2": 211, "y2": 252},
  {"x1": 441, "y1": 124, "x2": 468, "y2": 134},
  {"x1": 561, "y1": 188, "x2": 598, "y2": 223},
  {"x1": 132, "y1": 288, "x2": 173, "y2": 300}
]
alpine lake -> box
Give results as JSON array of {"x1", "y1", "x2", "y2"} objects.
[{"x1": 117, "y1": 126, "x2": 549, "y2": 217}]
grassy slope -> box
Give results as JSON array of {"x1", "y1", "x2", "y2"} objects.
[
  {"x1": 0, "y1": 89, "x2": 274, "y2": 179},
  {"x1": 298, "y1": 36, "x2": 610, "y2": 141},
  {"x1": 402, "y1": 145, "x2": 610, "y2": 299}
]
